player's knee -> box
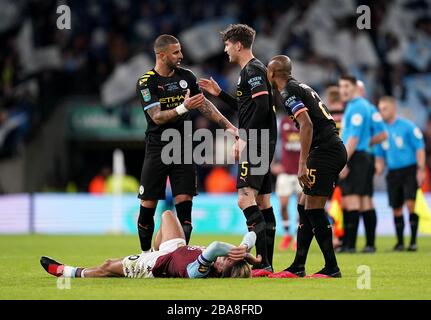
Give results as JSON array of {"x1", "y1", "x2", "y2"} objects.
[
  {"x1": 161, "y1": 210, "x2": 176, "y2": 225},
  {"x1": 257, "y1": 203, "x2": 270, "y2": 211},
  {"x1": 162, "y1": 210, "x2": 175, "y2": 219},
  {"x1": 238, "y1": 196, "x2": 253, "y2": 210},
  {"x1": 393, "y1": 208, "x2": 403, "y2": 217},
  {"x1": 175, "y1": 194, "x2": 192, "y2": 203},
  {"x1": 256, "y1": 197, "x2": 270, "y2": 210},
  {"x1": 141, "y1": 199, "x2": 157, "y2": 208},
  {"x1": 406, "y1": 202, "x2": 415, "y2": 213}
]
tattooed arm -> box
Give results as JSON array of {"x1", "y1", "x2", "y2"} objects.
[
  {"x1": 146, "y1": 90, "x2": 205, "y2": 125},
  {"x1": 198, "y1": 98, "x2": 238, "y2": 135},
  {"x1": 146, "y1": 104, "x2": 179, "y2": 125}
]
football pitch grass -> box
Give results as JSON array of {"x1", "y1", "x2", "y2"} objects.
[{"x1": 1, "y1": 234, "x2": 431, "y2": 300}]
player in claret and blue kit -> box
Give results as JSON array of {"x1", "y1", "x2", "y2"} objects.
[{"x1": 40, "y1": 211, "x2": 260, "y2": 279}]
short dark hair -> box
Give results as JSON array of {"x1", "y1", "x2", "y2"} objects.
[
  {"x1": 379, "y1": 95, "x2": 397, "y2": 105},
  {"x1": 220, "y1": 24, "x2": 256, "y2": 49},
  {"x1": 154, "y1": 34, "x2": 179, "y2": 54},
  {"x1": 339, "y1": 74, "x2": 357, "y2": 85}
]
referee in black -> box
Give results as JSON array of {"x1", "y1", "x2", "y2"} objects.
[{"x1": 136, "y1": 34, "x2": 237, "y2": 252}]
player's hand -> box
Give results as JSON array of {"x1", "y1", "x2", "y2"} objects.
[
  {"x1": 226, "y1": 126, "x2": 239, "y2": 139},
  {"x1": 232, "y1": 138, "x2": 247, "y2": 161},
  {"x1": 198, "y1": 77, "x2": 222, "y2": 96},
  {"x1": 417, "y1": 168, "x2": 425, "y2": 187},
  {"x1": 227, "y1": 245, "x2": 248, "y2": 261},
  {"x1": 339, "y1": 165, "x2": 349, "y2": 180},
  {"x1": 245, "y1": 254, "x2": 262, "y2": 266},
  {"x1": 184, "y1": 89, "x2": 205, "y2": 110},
  {"x1": 298, "y1": 162, "x2": 312, "y2": 189}
]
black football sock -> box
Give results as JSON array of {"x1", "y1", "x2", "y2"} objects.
[
  {"x1": 262, "y1": 207, "x2": 276, "y2": 267},
  {"x1": 307, "y1": 208, "x2": 338, "y2": 269},
  {"x1": 351, "y1": 210, "x2": 360, "y2": 250},
  {"x1": 243, "y1": 205, "x2": 269, "y2": 267},
  {"x1": 175, "y1": 200, "x2": 193, "y2": 244},
  {"x1": 362, "y1": 209, "x2": 377, "y2": 247},
  {"x1": 289, "y1": 204, "x2": 313, "y2": 272},
  {"x1": 137, "y1": 206, "x2": 156, "y2": 251},
  {"x1": 394, "y1": 216, "x2": 405, "y2": 246},
  {"x1": 346, "y1": 210, "x2": 359, "y2": 250},
  {"x1": 409, "y1": 213, "x2": 419, "y2": 246},
  {"x1": 342, "y1": 210, "x2": 351, "y2": 249}
]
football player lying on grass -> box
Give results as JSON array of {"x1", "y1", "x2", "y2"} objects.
[{"x1": 40, "y1": 210, "x2": 260, "y2": 279}]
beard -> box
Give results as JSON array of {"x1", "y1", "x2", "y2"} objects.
[{"x1": 168, "y1": 59, "x2": 180, "y2": 69}]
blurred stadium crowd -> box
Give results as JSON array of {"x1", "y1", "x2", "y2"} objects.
[{"x1": 1, "y1": 0, "x2": 431, "y2": 193}]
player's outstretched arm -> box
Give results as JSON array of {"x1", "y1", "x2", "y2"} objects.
[
  {"x1": 146, "y1": 89, "x2": 205, "y2": 125},
  {"x1": 198, "y1": 98, "x2": 238, "y2": 136},
  {"x1": 198, "y1": 77, "x2": 238, "y2": 110}
]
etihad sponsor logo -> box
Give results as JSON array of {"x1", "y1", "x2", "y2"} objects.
[{"x1": 159, "y1": 95, "x2": 185, "y2": 103}]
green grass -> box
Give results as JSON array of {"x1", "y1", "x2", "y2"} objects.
[{"x1": 1, "y1": 234, "x2": 430, "y2": 300}]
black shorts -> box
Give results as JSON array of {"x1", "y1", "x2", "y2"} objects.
[
  {"x1": 386, "y1": 164, "x2": 418, "y2": 209},
  {"x1": 366, "y1": 154, "x2": 376, "y2": 196},
  {"x1": 138, "y1": 136, "x2": 197, "y2": 200},
  {"x1": 339, "y1": 151, "x2": 374, "y2": 196},
  {"x1": 236, "y1": 143, "x2": 275, "y2": 195},
  {"x1": 303, "y1": 139, "x2": 347, "y2": 197}
]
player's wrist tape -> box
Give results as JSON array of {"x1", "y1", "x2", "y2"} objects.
[
  {"x1": 240, "y1": 231, "x2": 257, "y2": 251},
  {"x1": 175, "y1": 103, "x2": 188, "y2": 115}
]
